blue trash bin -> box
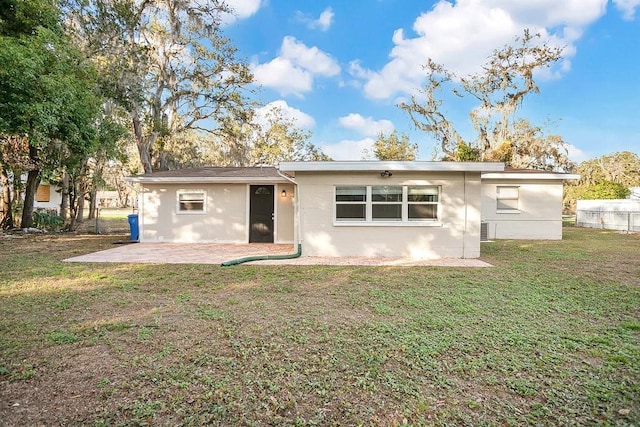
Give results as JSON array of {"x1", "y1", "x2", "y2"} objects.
[{"x1": 127, "y1": 214, "x2": 139, "y2": 242}]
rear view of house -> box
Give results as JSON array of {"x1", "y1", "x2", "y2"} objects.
[{"x1": 127, "y1": 162, "x2": 579, "y2": 260}]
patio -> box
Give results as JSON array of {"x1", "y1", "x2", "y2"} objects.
[{"x1": 63, "y1": 242, "x2": 492, "y2": 267}]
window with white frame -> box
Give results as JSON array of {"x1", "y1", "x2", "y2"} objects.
[
  {"x1": 335, "y1": 185, "x2": 440, "y2": 223},
  {"x1": 177, "y1": 191, "x2": 206, "y2": 213},
  {"x1": 335, "y1": 186, "x2": 366, "y2": 220},
  {"x1": 408, "y1": 186, "x2": 439, "y2": 220},
  {"x1": 372, "y1": 186, "x2": 402, "y2": 221},
  {"x1": 496, "y1": 186, "x2": 519, "y2": 212}
]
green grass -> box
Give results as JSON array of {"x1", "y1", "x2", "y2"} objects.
[{"x1": 0, "y1": 228, "x2": 638, "y2": 425}]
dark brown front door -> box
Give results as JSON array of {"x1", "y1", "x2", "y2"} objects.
[{"x1": 249, "y1": 185, "x2": 274, "y2": 243}]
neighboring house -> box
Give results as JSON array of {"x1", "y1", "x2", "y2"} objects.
[
  {"x1": 33, "y1": 183, "x2": 62, "y2": 214},
  {"x1": 480, "y1": 168, "x2": 580, "y2": 240},
  {"x1": 126, "y1": 162, "x2": 579, "y2": 259}
]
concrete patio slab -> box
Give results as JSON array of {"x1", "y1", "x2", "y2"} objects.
[{"x1": 63, "y1": 243, "x2": 493, "y2": 267}]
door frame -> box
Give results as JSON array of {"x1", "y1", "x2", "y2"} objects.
[{"x1": 247, "y1": 184, "x2": 276, "y2": 243}]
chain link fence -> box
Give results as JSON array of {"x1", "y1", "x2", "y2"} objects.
[{"x1": 576, "y1": 200, "x2": 640, "y2": 232}]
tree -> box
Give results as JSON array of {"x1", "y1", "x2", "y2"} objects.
[
  {"x1": 0, "y1": 134, "x2": 33, "y2": 228},
  {"x1": 246, "y1": 106, "x2": 330, "y2": 166},
  {"x1": 574, "y1": 151, "x2": 640, "y2": 187},
  {"x1": 563, "y1": 151, "x2": 640, "y2": 211},
  {"x1": 0, "y1": 0, "x2": 102, "y2": 228},
  {"x1": 366, "y1": 131, "x2": 418, "y2": 161},
  {"x1": 400, "y1": 30, "x2": 573, "y2": 171},
  {"x1": 581, "y1": 181, "x2": 630, "y2": 200},
  {"x1": 67, "y1": 0, "x2": 254, "y2": 174}
]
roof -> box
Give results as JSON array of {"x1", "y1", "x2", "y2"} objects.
[
  {"x1": 483, "y1": 167, "x2": 580, "y2": 180},
  {"x1": 126, "y1": 166, "x2": 292, "y2": 184},
  {"x1": 278, "y1": 161, "x2": 505, "y2": 173}
]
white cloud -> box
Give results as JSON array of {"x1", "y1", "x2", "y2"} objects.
[
  {"x1": 280, "y1": 36, "x2": 340, "y2": 76},
  {"x1": 252, "y1": 36, "x2": 341, "y2": 96},
  {"x1": 297, "y1": 7, "x2": 335, "y2": 31},
  {"x1": 313, "y1": 7, "x2": 335, "y2": 31},
  {"x1": 321, "y1": 138, "x2": 375, "y2": 160},
  {"x1": 567, "y1": 143, "x2": 588, "y2": 163},
  {"x1": 338, "y1": 113, "x2": 394, "y2": 137},
  {"x1": 613, "y1": 0, "x2": 640, "y2": 20},
  {"x1": 254, "y1": 100, "x2": 316, "y2": 129},
  {"x1": 221, "y1": 0, "x2": 263, "y2": 24},
  {"x1": 252, "y1": 58, "x2": 313, "y2": 96},
  {"x1": 352, "y1": 0, "x2": 608, "y2": 100}
]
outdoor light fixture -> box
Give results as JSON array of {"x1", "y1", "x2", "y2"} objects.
[
  {"x1": 380, "y1": 170, "x2": 393, "y2": 178},
  {"x1": 281, "y1": 189, "x2": 287, "y2": 197}
]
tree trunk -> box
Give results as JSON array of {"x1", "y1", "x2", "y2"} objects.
[
  {"x1": 60, "y1": 171, "x2": 69, "y2": 221},
  {"x1": 76, "y1": 185, "x2": 85, "y2": 224},
  {"x1": 88, "y1": 189, "x2": 96, "y2": 220},
  {"x1": 0, "y1": 166, "x2": 14, "y2": 229},
  {"x1": 132, "y1": 111, "x2": 154, "y2": 174},
  {"x1": 21, "y1": 169, "x2": 40, "y2": 228}
]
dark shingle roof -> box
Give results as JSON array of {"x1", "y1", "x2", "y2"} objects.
[
  {"x1": 127, "y1": 166, "x2": 292, "y2": 183},
  {"x1": 138, "y1": 167, "x2": 282, "y2": 178}
]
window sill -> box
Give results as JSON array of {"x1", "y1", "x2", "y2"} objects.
[
  {"x1": 496, "y1": 210, "x2": 521, "y2": 214},
  {"x1": 177, "y1": 211, "x2": 207, "y2": 215},
  {"x1": 333, "y1": 221, "x2": 442, "y2": 227}
]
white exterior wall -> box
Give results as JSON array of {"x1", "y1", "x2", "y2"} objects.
[
  {"x1": 33, "y1": 184, "x2": 62, "y2": 214},
  {"x1": 481, "y1": 179, "x2": 564, "y2": 240},
  {"x1": 295, "y1": 171, "x2": 482, "y2": 259},
  {"x1": 276, "y1": 183, "x2": 295, "y2": 243},
  {"x1": 139, "y1": 183, "x2": 294, "y2": 243}
]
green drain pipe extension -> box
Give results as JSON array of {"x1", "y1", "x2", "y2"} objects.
[{"x1": 221, "y1": 244, "x2": 302, "y2": 267}]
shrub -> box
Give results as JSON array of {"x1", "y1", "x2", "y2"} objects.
[{"x1": 33, "y1": 210, "x2": 64, "y2": 231}]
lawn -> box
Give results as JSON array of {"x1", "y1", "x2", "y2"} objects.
[{"x1": 0, "y1": 227, "x2": 638, "y2": 426}]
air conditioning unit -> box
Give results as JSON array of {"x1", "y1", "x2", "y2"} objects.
[{"x1": 480, "y1": 222, "x2": 489, "y2": 242}]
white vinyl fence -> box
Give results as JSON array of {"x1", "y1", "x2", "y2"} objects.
[{"x1": 576, "y1": 199, "x2": 640, "y2": 232}]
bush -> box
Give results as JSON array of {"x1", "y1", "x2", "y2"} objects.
[
  {"x1": 582, "y1": 181, "x2": 630, "y2": 200},
  {"x1": 33, "y1": 210, "x2": 64, "y2": 231}
]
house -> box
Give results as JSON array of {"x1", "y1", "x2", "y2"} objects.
[
  {"x1": 480, "y1": 168, "x2": 580, "y2": 240},
  {"x1": 126, "y1": 167, "x2": 296, "y2": 244},
  {"x1": 126, "y1": 162, "x2": 578, "y2": 259},
  {"x1": 33, "y1": 182, "x2": 62, "y2": 214}
]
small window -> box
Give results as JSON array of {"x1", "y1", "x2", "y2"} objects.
[
  {"x1": 372, "y1": 186, "x2": 402, "y2": 220},
  {"x1": 36, "y1": 185, "x2": 50, "y2": 202},
  {"x1": 408, "y1": 186, "x2": 439, "y2": 220},
  {"x1": 178, "y1": 191, "x2": 206, "y2": 213},
  {"x1": 336, "y1": 186, "x2": 366, "y2": 221},
  {"x1": 497, "y1": 186, "x2": 519, "y2": 211}
]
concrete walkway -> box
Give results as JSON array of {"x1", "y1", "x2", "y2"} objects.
[{"x1": 63, "y1": 242, "x2": 492, "y2": 267}]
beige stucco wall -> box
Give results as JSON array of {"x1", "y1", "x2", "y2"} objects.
[
  {"x1": 139, "y1": 183, "x2": 294, "y2": 243},
  {"x1": 481, "y1": 179, "x2": 564, "y2": 240},
  {"x1": 276, "y1": 183, "x2": 295, "y2": 243},
  {"x1": 295, "y1": 171, "x2": 482, "y2": 258}
]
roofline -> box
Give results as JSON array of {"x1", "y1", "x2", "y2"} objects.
[
  {"x1": 278, "y1": 161, "x2": 505, "y2": 172},
  {"x1": 482, "y1": 172, "x2": 580, "y2": 180},
  {"x1": 125, "y1": 176, "x2": 290, "y2": 184}
]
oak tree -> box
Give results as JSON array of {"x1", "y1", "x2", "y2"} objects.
[
  {"x1": 67, "y1": 0, "x2": 254, "y2": 173},
  {"x1": 366, "y1": 131, "x2": 418, "y2": 161},
  {"x1": 400, "y1": 30, "x2": 573, "y2": 171}
]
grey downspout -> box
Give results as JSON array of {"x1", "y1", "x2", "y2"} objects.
[{"x1": 221, "y1": 243, "x2": 302, "y2": 266}]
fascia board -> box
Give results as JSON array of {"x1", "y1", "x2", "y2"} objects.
[
  {"x1": 482, "y1": 173, "x2": 581, "y2": 180},
  {"x1": 278, "y1": 161, "x2": 505, "y2": 172},
  {"x1": 125, "y1": 176, "x2": 290, "y2": 184}
]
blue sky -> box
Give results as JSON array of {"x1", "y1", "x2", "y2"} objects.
[{"x1": 223, "y1": 0, "x2": 640, "y2": 162}]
